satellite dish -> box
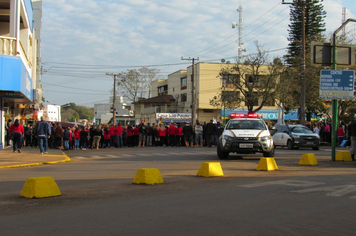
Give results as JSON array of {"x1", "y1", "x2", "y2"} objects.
[{"x1": 221, "y1": 59, "x2": 226, "y2": 63}]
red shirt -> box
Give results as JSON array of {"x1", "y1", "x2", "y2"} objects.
[
  {"x1": 104, "y1": 131, "x2": 111, "y2": 140},
  {"x1": 337, "y1": 127, "x2": 345, "y2": 137},
  {"x1": 133, "y1": 127, "x2": 140, "y2": 135},
  {"x1": 176, "y1": 127, "x2": 183, "y2": 136},
  {"x1": 168, "y1": 125, "x2": 176, "y2": 135},
  {"x1": 158, "y1": 127, "x2": 167, "y2": 137},
  {"x1": 74, "y1": 130, "x2": 81, "y2": 139},
  {"x1": 9, "y1": 124, "x2": 24, "y2": 134},
  {"x1": 109, "y1": 126, "x2": 116, "y2": 136},
  {"x1": 115, "y1": 126, "x2": 124, "y2": 135},
  {"x1": 126, "y1": 128, "x2": 133, "y2": 137},
  {"x1": 69, "y1": 131, "x2": 73, "y2": 141}
]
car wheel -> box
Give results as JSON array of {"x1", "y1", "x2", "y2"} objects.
[
  {"x1": 217, "y1": 143, "x2": 229, "y2": 159},
  {"x1": 312, "y1": 146, "x2": 319, "y2": 150},
  {"x1": 287, "y1": 140, "x2": 294, "y2": 150},
  {"x1": 263, "y1": 148, "x2": 275, "y2": 157}
]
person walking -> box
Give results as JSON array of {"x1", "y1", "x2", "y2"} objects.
[
  {"x1": 34, "y1": 116, "x2": 51, "y2": 154},
  {"x1": 8, "y1": 119, "x2": 24, "y2": 153}
]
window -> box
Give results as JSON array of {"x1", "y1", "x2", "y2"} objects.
[
  {"x1": 181, "y1": 77, "x2": 187, "y2": 90},
  {"x1": 181, "y1": 93, "x2": 187, "y2": 102},
  {"x1": 203, "y1": 109, "x2": 214, "y2": 113},
  {"x1": 247, "y1": 75, "x2": 258, "y2": 84},
  {"x1": 222, "y1": 74, "x2": 239, "y2": 87},
  {"x1": 158, "y1": 85, "x2": 168, "y2": 95},
  {"x1": 222, "y1": 91, "x2": 239, "y2": 102}
]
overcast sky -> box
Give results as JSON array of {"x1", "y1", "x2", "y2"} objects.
[{"x1": 40, "y1": 0, "x2": 356, "y2": 107}]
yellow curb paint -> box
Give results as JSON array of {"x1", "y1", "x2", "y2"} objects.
[
  {"x1": 197, "y1": 162, "x2": 224, "y2": 177},
  {"x1": 0, "y1": 154, "x2": 71, "y2": 169},
  {"x1": 21, "y1": 176, "x2": 61, "y2": 198},
  {"x1": 132, "y1": 168, "x2": 164, "y2": 185},
  {"x1": 256, "y1": 157, "x2": 278, "y2": 171},
  {"x1": 336, "y1": 151, "x2": 352, "y2": 162},
  {"x1": 299, "y1": 153, "x2": 318, "y2": 165}
]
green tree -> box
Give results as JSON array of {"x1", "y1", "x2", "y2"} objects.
[{"x1": 286, "y1": 0, "x2": 326, "y2": 64}]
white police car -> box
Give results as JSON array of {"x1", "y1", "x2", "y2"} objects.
[{"x1": 217, "y1": 113, "x2": 275, "y2": 159}]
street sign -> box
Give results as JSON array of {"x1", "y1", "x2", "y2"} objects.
[{"x1": 319, "y1": 70, "x2": 355, "y2": 100}]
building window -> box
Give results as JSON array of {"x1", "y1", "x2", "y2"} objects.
[
  {"x1": 222, "y1": 74, "x2": 239, "y2": 88},
  {"x1": 181, "y1": 77, "x2": 187, "y2": 90},
  {"x1": 222, "y1": 91, "x2": 239, "y2": 102},
  {"x1": 203, "y1": 109, "x2": 214, "y2": 113},
  {"x1": 181, "y1": 93, "x2": 187, "y2": 102},
  {"x1": 158, "y1": 85, "x2": 168, "y2": 95}
]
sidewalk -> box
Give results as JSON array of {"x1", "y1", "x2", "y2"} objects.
[{"x1": 0, "y1": 146, "x2": 70, "y2": 168}]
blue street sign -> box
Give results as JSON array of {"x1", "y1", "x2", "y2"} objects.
[{"x1": 320, "y1": 70, "x2": 355, "y2": 99}]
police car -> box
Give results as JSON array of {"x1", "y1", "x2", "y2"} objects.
[{"x1": 217, "y1": 113, "x2": 275, "y2": 159}]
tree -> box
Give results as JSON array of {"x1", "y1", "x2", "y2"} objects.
[
  {"x1": 283, "y1": 0, "x2": 327, "y2": 120},
  {"x1": 117, "y1": 67, "x2": 160, "y2": 102},
  {"x1": 286, "y1": 0, "x2": 326, "y2": 64},
  {"x1": 61, "y1": 103, "x2": 94, "y2": 122},
  {"x1": 213, "y1": 43, "x2": 284, "y2": 114}
]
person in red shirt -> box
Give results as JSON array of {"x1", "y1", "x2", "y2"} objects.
[
  {"x1": 8, "y1": 119, "x2": 24, "y2": 153},
  {"x1": 168, "y1": 123, "x2": 176, "y2": 147},
  {"x1": 126, "y1": 125, "x2": 133, "y2": 147},
  {"x1": 133, "y1": 125, "x2": 140, "y2": 147},
  {"x1": 175, "y1": 123, "x2": 183, "y2": 147},
  {"x1": 115, "y1": 123, "x2": 124, "y2": 148},
  {"x1": 337, "y1": 124, "x2": 345, "y2": 146},
  {"x1": 109, "y1": 124, "x2": 116, "y2": 147},
  {"x1": 158, "y1": 124, "x2": 167, "y2": 147},
  {"x1": 74, "y1": 127, "x2": 81, "y2": 150}
]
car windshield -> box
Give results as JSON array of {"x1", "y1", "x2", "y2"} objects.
[
  {"x1": 291, "y1": 126, "x2": 313, "y2": 134},
  {"x1": 227, "y1": 120, "x2": 267, "y2": 130}
]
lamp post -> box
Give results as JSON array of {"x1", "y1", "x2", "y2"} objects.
[{"x1": 331, "y1": 18, "x2": 356, "y2": 161}]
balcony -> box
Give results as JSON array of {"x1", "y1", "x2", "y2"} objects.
[
  {"x1": 0, "y1": 36, "x2": 32, "y2": 69},
  {"x1": 0, "y1": 36, "x2": 16, "y2": 56}
]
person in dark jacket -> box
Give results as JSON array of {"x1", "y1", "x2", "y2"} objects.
[
  {"x1": 34, "y1": 116, "x2": 51, "y2": 154},
  {"x1": 182, "y1": 122, "x2": 194, "y2": 147},
  {"x1": 91, "y1": 125, "x2": 102, "y2": 149},
  {"x1": 206, "y1": 120, "x2": 216, "y2": 147},
  {"x1": 80, "y1": 126, "x2": 89, "y2": 150},
  {"x1": 63, "y1": 127, "x2": 70, "y2": 150}
]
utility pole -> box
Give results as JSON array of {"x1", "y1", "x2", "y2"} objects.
[
  {"x1": 181, "y1": 57, "x2": 199, "y2": 125},
  {"x1": 106, "y1": 73, "x2": 119, "y2": 125}
]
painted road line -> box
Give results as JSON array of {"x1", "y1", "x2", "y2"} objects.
[
  {"x1": 121, "y1": 154, "x2": 133, "y2": 157},
  {"x1": 106, "y1": 155, "x2": 119, "y2": 157},
  {"x1": 240, "y1": 180, "x2": 324, "y2": 188}
]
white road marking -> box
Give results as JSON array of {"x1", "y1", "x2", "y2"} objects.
[
  {"x1": 240, "y1": 180, "x2": 324, "y2": 188},
  {"x1": 293, "y1": 185, "x2": 356, "y2": 197},
  {"x1": 105, "y1": 155, "x2": 118, "y2": 157}
]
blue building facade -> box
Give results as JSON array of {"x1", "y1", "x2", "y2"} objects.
[{"x1": 0, "y1": 0, "x2": 41, "y2": 150}]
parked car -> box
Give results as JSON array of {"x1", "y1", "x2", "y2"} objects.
[{"x1": 271, "y1": 124, "x2": 320, "y2": 150}]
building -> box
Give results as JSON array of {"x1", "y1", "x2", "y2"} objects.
[
  {"x1": 0, "y1": 0, "x2": 41, "y2": 150},
  {"x1": 135, "y1": 62, "x2": 283, "y2": 125},
  {"x1": 94, "y1": 96, "x2": 134, "y2": 125}
]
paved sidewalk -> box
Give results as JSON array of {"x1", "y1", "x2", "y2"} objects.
[{"x1": 0, "y1": 146, "x2": 70, "y2": 168}]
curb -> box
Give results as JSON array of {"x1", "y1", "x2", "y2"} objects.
[{"x1": 0, "y1": 154, "x2": 71, "y2": 169}]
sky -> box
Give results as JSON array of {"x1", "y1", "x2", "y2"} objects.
[{"x1": 40, "y1": 0, "x2": 356, "y2": 107}]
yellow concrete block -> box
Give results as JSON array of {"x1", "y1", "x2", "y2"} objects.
[
  {"x1": 299, "y1": 153, "x2": 318, "y2": 165},
  {"x1": 132, "y1": 168, "x2": 164, "y2": 185},
  {"x1": 336, "y1": 151, "x2": 352, "y2": 162},
  {"x1": 256, "y1": 158, "x2": 278, "y2": 171},
  {"x1": 20, "y1": 176, "x2": 61, "y2": 198},
  {"x1": 197, "y1": 162, "x2": 224, "y2": 177}
]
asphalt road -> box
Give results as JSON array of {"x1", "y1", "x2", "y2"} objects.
[{"x1": 1, "y1": 146, "x2": 356, "y2": 235}]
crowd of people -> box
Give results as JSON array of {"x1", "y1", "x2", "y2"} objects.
[{"x1": 5, "y1": 118, "x2": 225, "y2": 153}]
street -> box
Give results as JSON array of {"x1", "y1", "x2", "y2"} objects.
[{"x1": 1, "y1": 146, "x2": 356, "y2": 235}]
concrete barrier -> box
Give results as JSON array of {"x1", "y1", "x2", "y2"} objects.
[
  {"x1": 256, "y1": 158, "x2": 278, "y2": 171},
  {"x1": 299, "y1": 153, "x2": 318, "y2": 165},
  {"x1": 197, "y1": 162, "x2": 224, "y2": 177},
  {"x1": 336, "y1": 151, "x2": 353, "y2": 162},
  {"x1": 132, "y1": 168, "x2": 164, "y2": 185},
  {"x1": 21, "y1": 176, "x2": 61, "y2": 198}
]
